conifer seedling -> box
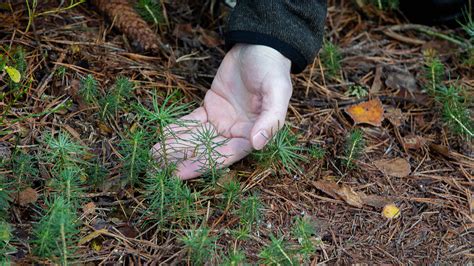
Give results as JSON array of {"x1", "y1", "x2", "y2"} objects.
[
  {"x1": 253, "y1": 125, "x2": 307, "y2": 175},
  {"x1": 320, "y1": 40, "x2": 342, "y2": 78},
  {"x1": 180, "y1": 226, "x2": 217, "y2": 264},
  {"x1": 135, "y1": 0, "x2": 163, "y2": 25},
  {"x1": 259, "y1": 234, "x2": 295, "y2": 265},
  {"x1": 342, "y1": 128, "x2": 365, "y2": 170}
]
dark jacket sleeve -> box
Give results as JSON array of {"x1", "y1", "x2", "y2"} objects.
[{"x1": 225, "y1": 0, "x2": 327, "y2": 74}]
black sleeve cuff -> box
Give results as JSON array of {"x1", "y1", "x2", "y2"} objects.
[{"x1": 225, "y1": 30, "x2": 308, "y2": 74}]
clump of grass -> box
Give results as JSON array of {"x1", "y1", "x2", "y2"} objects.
[
  {"x1": 180, "y1": 226, "x2": 217, "y2": 264},
  {"x1": 79, "y1": 74, "x2": 99, "y2": 104},
  {"x1": 31, "y1": 196, "x2": 80, "y2": 265},
  {"x1": 320, "y1": 40, "x2": 342, "y2": 78},
  {"x1": 253, "y1": 125, "x2": 307, "y2": 175},
  {"x1": 119, "y1": 129, "x2": 151, "y2": 185},
  {"x1": 423, "y1": 50, "x2": 445, "y2": 94},
  {"x1": 99, "y1": 76, "x2": 134, "y2": 118},
  {"x1": 259, "y1": 235, "x2": 295, "y2": 265},
  {"x1": 135, "y1": 0, "x2": 163, "y2": 25},
  {"x1": 292, "y1": 216, "x2": 319, "y2": 261},
  {"x1": 0, "y1": 221, "x2": 15, "y2": 264},
  {"x1": 221, "y1": 178, "x2": 240, "y2": 209},
  {"x1": 342, "y1": 128, "x2": 365, "y2": 169}
]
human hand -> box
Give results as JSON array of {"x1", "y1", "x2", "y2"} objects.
[{"x1": 152, "y1": 44, "x2": 293, "y2": 179}]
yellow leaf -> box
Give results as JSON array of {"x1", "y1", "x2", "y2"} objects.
[
  {"x1": 4, "y1": 65, "x2": 21, "y2": 83},
  {"x1": 382, "y1": 203, "x2": 401, "y2": 219},
  {"x1": 79, "y1": 228, "x2": 108, "y2": 245},
  {"x1": 91, "y1": 239, "x2": 102, "y2": 252}
]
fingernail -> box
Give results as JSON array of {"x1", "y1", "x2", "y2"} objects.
[{"x1": 253, "y1": 130, "x2": 269, "y2": 150}]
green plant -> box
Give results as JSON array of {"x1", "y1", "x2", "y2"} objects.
[
  {"x1": 79, "y1": 74, "x2": 99, "y2": 104},
  {"x1": 31, "y1": 196, "x2": 80, "y2": 264},
  {"x1": 345, "y1": 85, "x2": 368, "y2": 99},
  {"x1": 437, "y1": 85, "x2": 473, "y2": 138},
  {"x1": 259, "y1": 235, "x2": 295, "y2": 265},
  {"x1": 189, "y1": 124, "x2": 229, "y2": 181},
  {"x1": 50, "y1": 166, "x2": 85, "y2": 204},
  {"x1": 238, "y1": 195, "x2": 262, "y2": 231},
  {"x1": 221, "y1": 179, "x2": 240, "y2": 209},
  {"x1": 222, "y1": 249, "x2": 247, "y2": 266},
  {"x1": 42, "y1": 131, "x2": 87, "y2": 173},
  {"x1": 253, "y1": 125, "x2": 307, "y2": 175},
  {"x1": 134, "y1": 91, "x2": 193, "y2": 167},
  {"x1": 180, "y1": 226, "x2": 217, "y2": 264},
  {"x1": 372, "y1": 0, "x2": 399, "y2": 10},
  {"x1": 135, "y1": 0, "x2": 163, "y2": 25},
  {"x1": 99, "y1": 76, "x2": 134, "y2": 118},
  {"x1": 119, "y1": 129, "x2": 151, "y2": 185},
  {"x1": 423, "y1": 52, "x2": 445, "y2": 94},
  {"x1": 86, "y1": 159, "x2": 107, "y2": 189},
  {"x1": 12, "y1": 150, "x2": 38, "y2": 189},
  {"x1": 0, "y1": 221, "x2": 15, "y2": 264},
  {"x1": 320, "y1": 40, "x2": 342, "y2": 78},
  {"x1": 292, "y1": 216, "x2": 317, "y2": 261},
  {"x1": 144, "y1": 168, "x2": 198, "y2": 225},
  {"x1": 342, "y1": 128, "x2": 365, "y2": 169},
  {"x1": 0, "y1": 175, "x2": 11, "y2": 218},
  {"x1": 308, "y1": 144, "x2": 325, "y2": 160}
]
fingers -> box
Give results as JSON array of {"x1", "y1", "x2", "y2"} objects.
[
  {"x1": 250, "y1": 82, "x2": 292, "y2": 150},
  {"x1": 176, "y1": 135, "x2": 252, "y2": 180}
]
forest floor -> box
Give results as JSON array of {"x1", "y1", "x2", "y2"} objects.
[{"x1": 0, "y1": 0, "x2": 473, "y2": 264}]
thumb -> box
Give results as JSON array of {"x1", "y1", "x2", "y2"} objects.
[{"x1": 250, "y1": 83, "x2": 292, "y2": 150}]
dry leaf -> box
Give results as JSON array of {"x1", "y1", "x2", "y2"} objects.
[
  {"x1": 336, "y1": 185, "x2": 364, "y2": 208},
  {"x1": 361, "y1": 194, "x2": 393, "y2": 208},
  {"x1": 370, "y1": 64, "x2": 383, "y2": 93},
  {"x1": 385, "y1": 107, "x2": 405, "y2": 127},
  {"x1": 79, "y1": 228, "x2": 108, "y2": 245},
  {"x1": 0, "y1": 142, "x2": 11, "y2": 161},
  {"x1": 83, "y1": 202, "x2": 97, "y2": 215},
  {"x1": 313, "y1": 180, "x2": 363, "y2": 208},
  {"x1": 374, "y1": 158, "x2": 411, "y2": 177},
  {"x1": 403, "y1": 135, "x2": 427, "y2": 150},
  {"x1": 17, "y1": 187, "x2": 39, "y2": 206},
  {"x1": 382, "y1": 204, "x2": 401, "y2": 219},
  {"x1": 345, "y1": 98, "x2": 384, "y2": 127},
  {"x1": 385, "y1": 70, "x2": 417, "y2": 93}
]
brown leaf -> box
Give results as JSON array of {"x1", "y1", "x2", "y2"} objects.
[
  {"x1": 361, "y1": 194, "x2": 393, "y2": 208},
  {"x1": 385, "y1": 70, "x2": 418, "y2": 93},
  {"x1": 385, "y1": 107, "x2": 405, "y2": 127},
  {"x1": 83, "y1": 202, "x2": 97, "y2": 216},
  {"x1": 17, "y1": 187, "x2": 39, "y2": 206},
  {"x1": 336, "y1": 185, "x2": 364, "y2": 208},
  {"x1": 345, "y1": 98, "x2": 384, "y2": 127},
  {"x1": 313, "y1": 180, "x2": 363, "y2": 208},
  {"x1": 403, "y1": 135, "x2": 427, "y2": 150},
  {"x1": 374, "y1": 158, "x2": 411, "y2": 177},
  {"x1": 370, "y1": 64, "x2": 383, "y2": 93}
]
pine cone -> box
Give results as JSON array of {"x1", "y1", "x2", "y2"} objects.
[{"x1": 91, "y1": 0, "x2": 162, "y2": 52}]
